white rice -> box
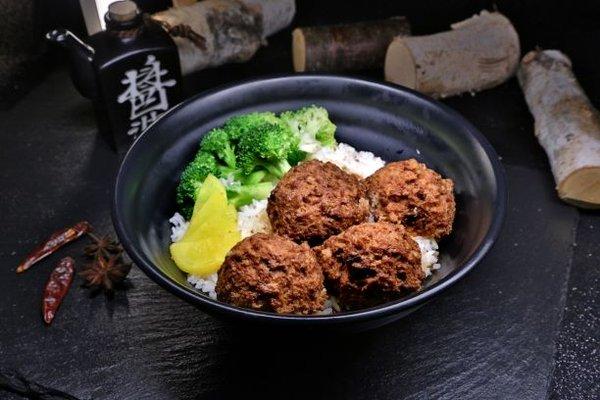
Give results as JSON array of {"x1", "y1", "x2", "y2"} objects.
[
  {"x1": 170, "y1": 141, "x2": 441, "y2": 305},
  {"x1": 237, "y1": 199, "x2": 272, "y2": 239},
  {"x1": 311, "y1": 142, "x2": 386, "y2": 179},
  {"x1": 169, "y1": 212, "x2": 189, "y2": 242},
  {"x1": 413, "y1": 236, "x2": 442, "y2": 277},
  {"x1": 187, "y1": 272, "x2": 218, "y2": 299},
  {"x1": 316, "y1": 295, "x2": 341, "y2": 315}
]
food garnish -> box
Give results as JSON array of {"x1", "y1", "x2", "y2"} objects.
[
  {"x1": 16, "y1": 221, "x2": 92, "y2": 273},
  {"x1": 170, "y1": 175, "x2": 240, "y2": 276},
  {"x1": 83, "y1": 233, "x2": 122, "y2": 260},
  {"x1": 80, "y1": 231, "x2": 131, "y2": 293},
  {"x1": 16, "y1": 220, "x2": 131, "y2": 323},
  {"x1": 42, "y1": 257, "x2": 75, "y2": 324},
  {"x1": 80, "y1": 253, "x2": 132, "y2": 293}
]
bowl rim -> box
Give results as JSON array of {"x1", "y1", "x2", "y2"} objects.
[{"x1": 113, "y1": 73, "x2": 507, "y2": 325}]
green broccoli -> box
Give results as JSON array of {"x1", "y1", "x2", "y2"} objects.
[
  {"x1": 280, "y1": 105, "x2": 337, "y2": 149},
  {"x1": 223, "y1": 112, "x2": 280, "y2": 141},
  {"x1": 226, "y1": 181, "x2": 275, "y2": 208},
  {"x1": 240, "y1": 170, "x2": 268, "y2": 185},
  {"x1": 176, "y1": 107, "x2": 337, "y2": 216},
  {"x1": 200, "y1": 128, "x2": 236, "y2": 169},
  {"x1": 235, "y1": 120, "x2": 296, "y2": 174},
  {"x1": 243, "y1": 124, "x2": 291, "y2": 160},
  {"x1": 287, "y1": 145, "x2": 308, "y2": 166},
  {"x1": 176, "y1": 152, "x2": 219, "y2": 219}
]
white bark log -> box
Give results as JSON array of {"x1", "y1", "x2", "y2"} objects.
[
  {"x1": 243, "y1": 0, "x2": 295, "y2": 37},
  {"x1": 518, "y1": 49, "x2": 600, "y2": 208},
  {"x1": 384, "y1": 11, "x2": 520, "y2": 98},
  {"x1": 153, "y1": 0, "x2": 295, "y2": 75}
]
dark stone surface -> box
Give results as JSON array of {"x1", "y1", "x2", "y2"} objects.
[
  {"x1": 549, "y1": 212, "x2": 600, "y2": 400},
  {"x1": 0, "y1": 68, "x2": 597, "y2": 400},
  {"x1": 0, "y1": 0, "x2": 46, "y2": 109},
  {"x1": 1, "y1": 1, "x2": 600, "y2": 399}
]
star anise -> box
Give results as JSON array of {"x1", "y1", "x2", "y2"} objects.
[
  {"x1": 80, "y1": 254, "x2": 132, "y2": 293},
  {"x1": 84, "y1": 233, "x2": 122, "y2": 260}
]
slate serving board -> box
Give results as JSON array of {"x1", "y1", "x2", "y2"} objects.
[{"x1": 1, "y1": 1, "x2": 599, "y2": 398}]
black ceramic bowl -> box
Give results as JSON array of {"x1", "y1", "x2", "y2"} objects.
[{"x1": 113, "y1": 75, "x2": 506, "y2": 331}]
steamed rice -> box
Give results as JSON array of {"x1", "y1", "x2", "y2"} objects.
[
  {"x1": 311, "y1": 143, "x2": 385, "y2": 178},
  {"x1": 169, "y1": 142, "x2": 441, "y2": 302},
  {"x1": 413, "y1": 236, "x2": 441, "y2": 277},
  {"x1": 169, "y1": 213, "x2": 189, "y2": 242},
  {"x1": 237, "y1": 199, "x2": 272, "y2": 238}
]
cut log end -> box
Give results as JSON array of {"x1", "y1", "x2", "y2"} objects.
[
  {"x1": 384, "y1": 38, "x2": 416, "y2": 89},
  {"x1": 384, "y1": 11, "x2": 519, "y2": 97},
  {"x1": 558, "y1": 167, "x2": 600, "y2": 209},
  {"x1": 519, "y1": 49, "x2": 600, "y2": 208},
  {"x1": 292, "y1": 28, "x2": 306, "y2": 72}
]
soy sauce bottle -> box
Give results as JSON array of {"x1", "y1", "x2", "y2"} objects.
[{"x1": 47, "y1": 1, "x2": 182, "y2": 153}]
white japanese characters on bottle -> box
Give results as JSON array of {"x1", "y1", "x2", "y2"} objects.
[
  {"x1": 117, "y1": 55, "x2": 177, "y2": 137},
  {"x1": 47, "y1": 1, "x2": 182, "y2": 154}
]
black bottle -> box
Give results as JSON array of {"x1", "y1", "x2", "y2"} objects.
[{"x1": 47, "y1": 0, "x2": 182, "y2": 152}]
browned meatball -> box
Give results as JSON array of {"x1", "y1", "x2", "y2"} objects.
[
  {"x1": 216, "y1": 233, "x2": 327, "y2": 314},
  {"x1": 267, "y1": 160, "x2": 370, "y2": 244},
  {"x1": 365, "y1": 159, "x2": 455, "y2": 239},
  {"x1": 314, "y1": 222, "x2": 423, "y2": 310}
]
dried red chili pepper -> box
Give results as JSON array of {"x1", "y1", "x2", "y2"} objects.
[
  {"x1": 42, "y1": 257, "x2": 75, "y2": 324},
  {"x1": 16, "y1": 221, "x2": 91, "y2": 273}
]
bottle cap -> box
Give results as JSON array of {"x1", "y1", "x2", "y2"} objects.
[{"x1": 108, "y1": 1, "x2": 139, "y2": 23}]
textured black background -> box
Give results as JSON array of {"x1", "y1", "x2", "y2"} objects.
[{"x1": 1, "y1": 1, "x2": 599, "y2": 399}]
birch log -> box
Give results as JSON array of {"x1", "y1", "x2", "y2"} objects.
[
  {"x1": 153, "y1": 0, "x2": 295, "y2": 74},
  {"x1": 292, "y1": 17, "x2": 411, "y2": 72},
  {"x1": 384, "y1": 11, "x2": 520, "y2": 98},
  {"x1": 518, "y1": 49, "x2": 600, "y2": 208}
]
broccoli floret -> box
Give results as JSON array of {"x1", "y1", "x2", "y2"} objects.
[
  {"x1": 177, "y1": 107, "x2": 337, "y2": 216},
  {"x1": 240, "y1": 170, "x2": 268, "y2": 185},
  {"x1": 176, "y1": 152, "x2": 218, "y2": 219},
  {"x1": 255, "y1": 159, "x2": 292, "y2": 179},
  {"x1": 287, "y1": 145, "x2": 308, "y2": 166},
  {"x1": 280, "y1": 105, "x2": 337, "y2": 149},
  {"x1": 200, "y1": 128, "x2": 236, "y2": 168},
  {"x1": 234, "y1": 118, "x2": 297, "y2": 175},
  {"x1": 226, "y1": 181, "x2": 275, "y2": 208},
  {"x1": 223, "y1": 112, "x2": 280, "y2": 141}
]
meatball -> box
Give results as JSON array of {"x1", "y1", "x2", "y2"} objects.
[
  {"x1": 216, "y1": 233, "x2": 327, "y2": 314},
  {"x1": 315, "y1": 222, "x2": 423, "y2": 310},
  {"x1": 365, "y1": 159, "x2": 455, "y2": 239},
  {"x1": 267, "y1": 160, "x2": 370, "y2": 244}
]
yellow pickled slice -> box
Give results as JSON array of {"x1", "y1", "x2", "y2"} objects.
[
  {"x1": 184, "y1": 192, "x2": 223, "y2": 240},
  {"x1": 170, "y1": 175, "x2": 241, "y2": 276},
  {"x1": 192, "y1": 174, "x2": 224, "y2": 220},
  {"x1": 171, "y1": 235, "x2": 236, "y2": 275}
]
